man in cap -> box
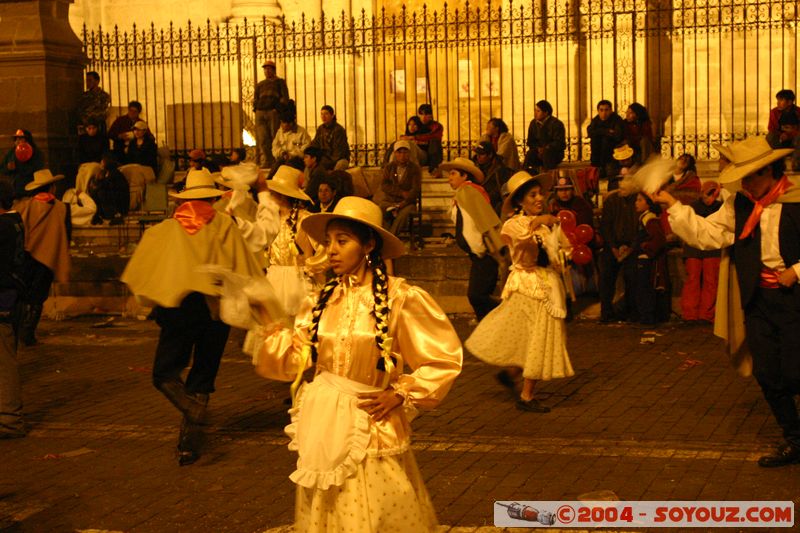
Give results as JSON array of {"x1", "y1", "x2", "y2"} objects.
[
  {"x1": 122, "y1": 168, "x2": 263, "y2": 466},
  {"x1": 473, "y1": 140, "x2": 511, "y2": 215},
  {"x1": 253, "y1": 60, "x2": 290, "y2": 168},
  {"x1": 550, "y1": 172, "x2": 594, "y2": 228},
  {"x1": 108, "y1": 100, "x2": 143, "y2": 155},
  {"x1": 380, "y1": 140, "x2": 422, "y2": 235},
  {"x1": 653, "y1": 136, "x2": 800, "y2": 467},
  {"x1": 14, "y1": 169, "x2": 71, "y2": 346}
]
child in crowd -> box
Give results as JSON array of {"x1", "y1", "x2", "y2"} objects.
[
  {"x1": 680, "y1": 181, "x2": 723, "y2": 322},
  {"x1": 631, "y1": 192, "x2": 668, "y2": 325}
]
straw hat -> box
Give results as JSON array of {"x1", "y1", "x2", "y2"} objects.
[
  {"x1": 613, "y1": 144, "x2": 634, "y2": 161},
  {"x1": 301, "y1": 196, "x2": 406, "y2": 259},
  {"x1": 439, "y1": 157, "x2": 485, "y2": 184},
  {"x1": 501, "y1": 170, "x2": 554, "y2": 217},
  {"x1": 216, "y1": 162, "x2": 259, "y2": 191},
  {"x1": 169, "y1": 168, "x2": 224, "y2": 200},
  {"x1": 25, "y1": 169, "x2": 64, "y2": 191},
  {"x1": 717, "y1": 136, "x2": 793, "y2": 185},
  {"x1": 267, "y1": 165, "x2": 312, "y2": 202}
]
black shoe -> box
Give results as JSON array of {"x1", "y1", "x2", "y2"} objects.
[
  {"x1": 757, "y1": 443, "x2": 800, "y2": 468},
  {"x1": 177, "y1": 419, "x2": 202, "y2": 466},
  {"x1": 495, "y1": 370, "x2": 516, "y2": 390},
  {"x1": 516, "y1": 398, "x2": 551, "y2": 413}
]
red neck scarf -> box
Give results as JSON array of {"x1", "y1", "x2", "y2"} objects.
[
  {"x1": 462, "y1": 182, "x2": 491, "y2": 203},
  {"x1": 33, "y1": 192, "x2": 56, "y2": 203},
  {"x1": 173, "y1": 201, "x2": 216, "y2": 235},
  {"x1": 738, "y1": 175, "x2": 791, "y2": 240}
]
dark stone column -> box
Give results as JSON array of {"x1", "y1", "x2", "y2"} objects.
[{"x1": 0, "y1": 0, "x2": 85, "y2": 174}]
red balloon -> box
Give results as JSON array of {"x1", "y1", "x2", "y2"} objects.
[
  {"x1": 557, "y1": 209, "x2": 577, "y2": 231},
  {"x1": 572, "y1": 244, "x2": 593, "y2": 265},
  {"x1": 15, "y1": 142, "x2": 33, "y2": 163},
  {"x1": 575, "y1": 224, "x2": 594, "y2": 245},
  {"x1": 564, "y1": 231, "x2": 577, "y2": 244}
]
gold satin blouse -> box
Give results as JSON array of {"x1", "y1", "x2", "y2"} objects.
[
  {"x1": 255, "y1": 276, "x2": 463, "y2": 454},
  {"x1": 268, "y1": 209, "x2": 311, "y2": 267}
]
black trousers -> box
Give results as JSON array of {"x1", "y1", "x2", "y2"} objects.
[
  {"x1": 468, "y1": 253, "x2": 499, "y2": 321},
  {"x1": 23, "y1": 256, "x2": 54, "y2": 305},
  {"x1": 745, "y1": 287, "x2": 800, "y2": 448},
  {"x1": 152, "y1": 292, "x2": 230, "y2": 395},
  {"x1": 598, "y1": 248, "x2": 635, "y2": 320}
]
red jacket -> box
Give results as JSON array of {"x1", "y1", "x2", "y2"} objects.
[{"x1": 768, "y1": 105, "x2": 800, "y2": 140}]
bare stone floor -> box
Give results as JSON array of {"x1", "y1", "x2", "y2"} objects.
[{"x1": 1, "y1": 314, "x2": 799, "y2": 532}]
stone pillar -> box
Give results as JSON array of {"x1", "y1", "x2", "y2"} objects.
[
  {"x1": 0, "y1": 0, "x2": 85, "y2": 174},
  {"x1": 230, "y1": 0, "x2": 282, "y2": 23}
]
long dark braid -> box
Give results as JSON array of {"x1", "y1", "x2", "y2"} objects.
[
  {"x1": 308, "y1": 277, "x2": 339, "y2": 363},
  {"x1": 370, "y1": 251, "x2": 395, "y2": 372}
]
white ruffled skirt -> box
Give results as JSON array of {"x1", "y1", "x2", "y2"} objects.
[
  {"x1": 465, "y1": 291, "x2": 574, "y2": 381},
  {"x1": 287, "y1": 372, "x2": 437, "y2": 533},
  {"x1": 267, "y1": 264, "x2": 308, "y2": 318}
]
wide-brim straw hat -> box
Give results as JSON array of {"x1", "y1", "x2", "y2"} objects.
[
  {"x1": 301, "y1": 196, "x2": 406, "y2": 259},
  {"x1": 439, "y1": 157, "x2": 485, "y2": 184},
  {"x1": 25, "y1": 169, "x2": 64, "y2": 191},
  {"x1": 267, "y1": 165, "x2": 312, "y2": 202},
  {"x1": 717, "y1": 136, "x2": 793, "y2": 185},
  {"x1": 169, "y1": 168, "x2": 225, "y2": 199},
  {"x1": 613, "y1": 144, "x2": 635, "y2": 161},
  {"x1": 216, "y1": 162, "x2": 259, "y2": 191},
  {"x1": 501, "y1": 170, "x2": 554, "y2": 217}
]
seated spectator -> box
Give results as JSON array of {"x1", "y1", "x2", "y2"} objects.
[
  {"x1": 523, "y1": 100, "x2": 566, "y2": 172},
  {"x1": 623, "y1": 102, "x2": 656, "y2": 162},
  {"x1": 415, "y1": 104, "x2": 444, "y2": 172},
  {"x1": 228, "y1": 147, "x2": 248, "y2": 165},
  {"x1": 309, "y1": 175, "x2": 340, "y2": 213},
  {"x1": 481, "y1": 117, "x2": 520, "y2": 170},
  {"x1": 383, "y1": 115, "x2": 425, "y2": 165},
  {"x1": 302, "y1": 146, "x2": 328, "y2": 204},
  {"x1": 88, "y1": 153, "x2": 130, "y2": 223},
  {"x1": 379, "y1": 140, "x2": 422, "y2": 235},
  {"x1": 680, "y1": 180, "x2": 723, "y2": 323},
  {"x1": 78, "y1": 119, "x2": 109, "y2": 164},
  {"x1": 124, "y1": 121, "x2": 158, "y2": 174},
  {"x1": 472, "y1": 141, "x2": 511, "y2": 215},
  {"x1": 766, "y1": 88, "x2": 800, "y2": 168},
  {"x1": 309, "y1": 105, "x2": 350, "y2": 171},
  {"x1": 587, "y1": 100, "x2": 625, "y2": 180},
  {"x1": 329, "y1": 169, "x2": 354, "y2": 199},
  {"x1": 663, "y1": 153, "x2": 701, "y2": 208},
  {"x1": 62, "y1": 187, "x2": 97, "y2": 226},
  {"x1": 550, "y1": 173, "x2": 594, "y2": 227},
  {"x1": 108, "y1": 100, "x2": 143, "y2": 156},
  {"x1": 272, "y1": 108, "x2": 311, "y2": 167},
  {"x1": 2, "y1": 129, "x2": 45, "y2": 198}
]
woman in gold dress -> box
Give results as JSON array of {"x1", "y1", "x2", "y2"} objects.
[{"x1": 250, "y1": 196, "x2": 462, "y2": 532}]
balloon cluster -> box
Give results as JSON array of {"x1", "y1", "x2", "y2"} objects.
[
  {"x1": 15, "y1": 142, "x2": 33, "y2": 163},
  {"x1": 557, "y1": 209, "x2": 593, "y2": 266}
]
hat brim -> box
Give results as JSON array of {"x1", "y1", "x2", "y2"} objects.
[
  {"x1": 169, "y1": 187, "x2": 225, "y2": 200},
  {"x1": 214, "y1": 176, "x2": 250, "y2": 191},
  {"x1": 718, "y1": 148, "x2": 793, "y2": 184},
  {"x1": 501, "y1": 172, "x2": 553, "y2": 219},
  {"x1": 438, "y1": 161, "x2": 485, "y2": 183},
  {"x1": 301, "y1": 213, "x2": 406, "y2": 260},
  {"x1": 267, "y1": 180, "x2": 312, "y2": 202},
  {"x1": 613, "y1": 148, "x2": 635, "y2": 161},
  {"x1": 24, "y1": 174, "x2": 64, "y2": 191}
]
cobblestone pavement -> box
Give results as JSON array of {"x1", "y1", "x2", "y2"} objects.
[{"x1": 1, "y1": 313, "x2": 799, "y2": 532}]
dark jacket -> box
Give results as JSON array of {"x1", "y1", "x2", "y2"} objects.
[
  {"x1": 0, "y1": 211, "x2": 25, "y2": 317},
  {"x1": 525, "y1": 116, "x2": 566, "y2": 155},
  {"x1": 125, "y1": 137, "x2": 159, "y2": 173},
  {"x1": 88, "y1": 169, "x2": 130, "y2": 220},
  {"x1": 2, "y1": 147, "x2": 45, "y2": 199},
  {"x1": 78, "y1": 133, "x2": 109, "y2": 164},
  {"x1": 311, "y1": 120, "x2": 350, "y2": 170},
  {"x1": 587, "y1": 113, "x2": 625, "y2": 166},
  {"x1": 380, "y1": 160, "x2": 422, "y2": 211},
  {"x1": 600, "y1": 189, "x2": 638, "y2": 249}
]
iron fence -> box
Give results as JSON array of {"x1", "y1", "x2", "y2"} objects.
[{"x1": 82, "y1": 0, "x2": 800, "y2": 167}]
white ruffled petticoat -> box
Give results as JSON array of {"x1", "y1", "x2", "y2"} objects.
[{"x1": 286, "y1": 372, "x2": 437, "y2": 532}]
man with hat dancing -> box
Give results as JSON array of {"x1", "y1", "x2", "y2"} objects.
[
  {"x1": 254, "y1": 59, "x2": 290, "y2": 169},
  {"x1": 14, "y1": 169, "x2": 71, "y2": 346},
  {"x1": 653, "y1": 136, "x2": 800, "y2": 467},
  {"x1": 121, "y1": 168, "x2": 263, "y2": 465}
]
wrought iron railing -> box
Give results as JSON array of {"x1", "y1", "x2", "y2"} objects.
[{"x1": 82, "y1": 0, "x2": 800, "y2": 166}]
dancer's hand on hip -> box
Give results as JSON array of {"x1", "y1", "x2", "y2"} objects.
[{"x1": 357, "y1": 390, "x2": 404, "y2": 421}]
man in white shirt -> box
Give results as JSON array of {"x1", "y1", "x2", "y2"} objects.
[
  {"x1": 272, "y1": 108, "x2": 311, "y2": 168},
  {"x1": 653, "y1": 136, "x2": 800, "y2": 468}
]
